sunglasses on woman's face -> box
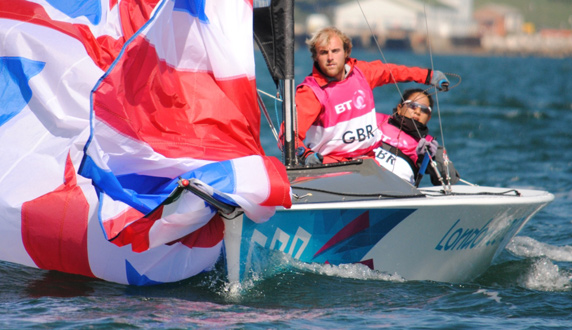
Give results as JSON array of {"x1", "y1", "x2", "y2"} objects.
[{"x1": 403, "y1": 100, "x2": 432, "y2": 115}]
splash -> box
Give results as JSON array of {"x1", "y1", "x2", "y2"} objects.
[
  {"x1": 225, "y1": 248, "x2": 405, "y2": 294},
  {"x1": 507, "y1": 236, "x2": 572, "y2": 262},
  {"x1": 221, "y1": 272, "x2": 265, "y2": 302},
  {"x1": 516, "y1": 257, "x2": 572, "y2": 292},
  {"x1": 290, "y1": 259, "x2": 406, "y2": 282},
  {"x1": 506, "y1": 236, "x2": 572, "y2": 291}
]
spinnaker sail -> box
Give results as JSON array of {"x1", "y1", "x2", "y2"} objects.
[{"x1": 0, "y1": 0, "x2": 291, "y2": 285}]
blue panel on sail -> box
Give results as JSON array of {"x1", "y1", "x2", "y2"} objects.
[
  {"x1": 125, "y1": 261, "x2": 163, "y2": 286},
  {"x1": 0, "y1": 57, "x2": 45, "y2": 127},
  {"x1": 45, "y1": 0, "x2": 102, "y2": 24},
  {"x1": 174, "y1": 0, "x2": 209, "y2": 23}
]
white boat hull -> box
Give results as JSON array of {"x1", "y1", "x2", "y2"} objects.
[{"x1": 224, "y1": 185, "x2": 554, "y2": 283}]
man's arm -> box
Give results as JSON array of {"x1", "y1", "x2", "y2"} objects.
[{"x1": 356, "y1": 60, "x2": 431, "y2": 89}]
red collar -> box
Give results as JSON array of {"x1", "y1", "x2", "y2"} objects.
[{"x1": 310, "y1": 58, "x2": 357, "y2": 87}]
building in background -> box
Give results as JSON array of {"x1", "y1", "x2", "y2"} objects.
[
  {"x1": 329, "y1": 0, "x2": 478, "y2": 52},
  {"x1": 474, "y1": 3, "x2": 572, "y2": 57},
  {"x1": 293, "y1": 0, "x2": 571, "y2": 57},
  {"x1": 474, "y1": 4, "x2": 524, "y2": 36}
]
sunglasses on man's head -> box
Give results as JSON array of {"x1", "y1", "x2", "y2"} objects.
[{"x1": 402, "y1": 100, "x2": 432, "y2": 115}]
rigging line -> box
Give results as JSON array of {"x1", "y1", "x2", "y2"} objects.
[
  {"x1": 423, "y1": 0, "x2": 452, "y2": 191},
  {"x1": 256, "y1": 87, "x2": 283, "y2": 139},
  {"x1": 356, "y1": 0, "x2": 417, "y2": 176},
  {"x1": 356, "y1": 0, "x2": 439, "y2": 144},
  {"x1": 355, "y1": 0, "x2": 434, "y2": 148},
  {"x1": 423, "y1": 0, "x2": 446, "y2": 148},
  {"x1": 257, "y1": 91, "x2": 280, "y2": 142},
  {"x1": 458, "y1": 178, "x2": 477, "y2": 186},
  {"x1": 355, "y1": 0, "x2": 403, "y2": 101},
  {"x1": 257, "y1": 88, "x2": 283, "y2": 101},
  {"x1": 274, "y1": 88, "x2": 281, "y2": 134}
]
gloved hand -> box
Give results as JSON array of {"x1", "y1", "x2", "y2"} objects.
[
  {"x1": 416, "y1": 138, "x2": 439, "y2": 157},
  {"x1": 296, "y1": 146, "x2": 323, "y2": 166},
  {"x1": 305, "y1": 151, "x2": 323, "y2": 166},
  {"x1": 430, "y1": 70, "x2": 449, "y2": 91}
]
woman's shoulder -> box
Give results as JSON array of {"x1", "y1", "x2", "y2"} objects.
[{"x1": 376, "y1": 112, "x2": 391, "y2": 123}]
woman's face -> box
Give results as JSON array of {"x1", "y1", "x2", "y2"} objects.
[{"x1": 396, "y1": 92, "x2": 432, "y2": 125}]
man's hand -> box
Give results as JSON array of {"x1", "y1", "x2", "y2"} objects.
[
  {"x1": 305, "y1": 151, "x2": 323, "y2": 166},
  {"x1": 430, "y1": 70, "x2": 449, "y2": 91},
  {"x1": 296, "y1": 147, "x2": 323, "y2": 166}
]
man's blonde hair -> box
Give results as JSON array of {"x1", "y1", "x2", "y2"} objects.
[{"x1": 307, "y1": 26, "x2": 352, "y2": 61}]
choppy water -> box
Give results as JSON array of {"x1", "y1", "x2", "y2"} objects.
[{"x1": 1, "y1": 50, "x2": 571, "y2": 329}]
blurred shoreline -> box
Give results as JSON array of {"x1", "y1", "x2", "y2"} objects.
[{"x1": 294, "y1": 31, "x2": 572, "y2": 58}]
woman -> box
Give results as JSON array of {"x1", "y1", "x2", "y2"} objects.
[{"x1": 373, "y1": 89, "x2": 459, "y2": 186}]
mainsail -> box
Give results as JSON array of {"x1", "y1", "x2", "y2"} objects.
[{"x1": 0, "y1": 0, "x2": 291, "y2": 285}]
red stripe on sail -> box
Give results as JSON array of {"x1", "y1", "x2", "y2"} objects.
[
  {"x1": 261, "y1": 156, "x2": 293, "y2": 208},
  {"x1": 118, "y1": 0, "x2": 160, "y2": 40},
  {"x1": 102, "y1": 207, "x2": 144, "y2": 240},
  {"x1": 0, "y1": 0, "x2": 158, "y2": 71},
  {"x1": 110, "y1": 208, "x2": 225, "y2": 252},
  {"x1": 21, "y1": 153, "x2": 95, "y2": 278},
  {"x1": 109, "y1": 206, "x2": 163, "y2": 252},
  {"x1": 93, "y1": 36, "x2": 262, "y2": 161},
  {"x1": 171, "y1": 214, "x2": 224, "y2": 249}
]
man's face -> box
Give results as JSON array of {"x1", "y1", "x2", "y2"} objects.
[{"x1": 315, "y1": 35, "x2": 347, "y2": 81}]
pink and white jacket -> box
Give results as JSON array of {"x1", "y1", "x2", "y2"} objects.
[
  {"x1": 374, "y1": 113, "x2": 434, "y2": 184},
  {"x1": 299, "y1": 66, "x2": 380, "y2": 158}
]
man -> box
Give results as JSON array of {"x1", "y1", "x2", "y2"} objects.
[{"x1": 293, "y1": 27, "x2": 449, "y2": 165}]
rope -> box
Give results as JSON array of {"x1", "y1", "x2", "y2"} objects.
[
  {"x1": 459, "y1": 178, "x2": 477, "y2": 186},
  {"x1": 356, "y1": 0, "x2": 403, "y2": 100},
  {"x1": 257, "y1": 90, "x2": 280, "y2": 142},
  {"x1": 257, "y1": 88, "x2": 282, "y2": 101},
  {"x1": 256, "y1": 87, "x2": 285, "y2": 146},
  {"x1": 421, "y1": 1, "x2": 460, "y2": 192},
  {"x1": 423, "y1": 189, "x2": 522, "y2": 197},
  {"x1": 293, "y1": 186, "x2": 522, "y2": 200},
  {"x1": 293, "y1": 186, "x2": 426, "y2": 199}
]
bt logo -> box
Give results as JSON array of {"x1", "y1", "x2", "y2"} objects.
[{"x1": 334, "y1": 90, "x2": 367, "y2": 114}]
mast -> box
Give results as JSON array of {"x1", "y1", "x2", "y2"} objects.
[
  {"x1": 252, "y1": 0, "x2": 297, "y2": 166},
  {"x1": 282, "y1": 0, "x2": 296, "y2": 167}
]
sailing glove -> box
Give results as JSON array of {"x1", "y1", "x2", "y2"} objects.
[
  {"x1": 416, "y1": 138, "x2": 438, "y2": 157},
  {"x1": 296, "y1": 147, "x2": 323, "y2": 166},
  {"x1": 430, "y1": 70, "x2": 449, "y2": 91},
  {"x1": 305, "y1": 151, "x2": 323, "y2": 166}
]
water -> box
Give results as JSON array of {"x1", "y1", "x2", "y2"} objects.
[{"x1": 2, "y1": 50, "x2": 572, "y2": 329}]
